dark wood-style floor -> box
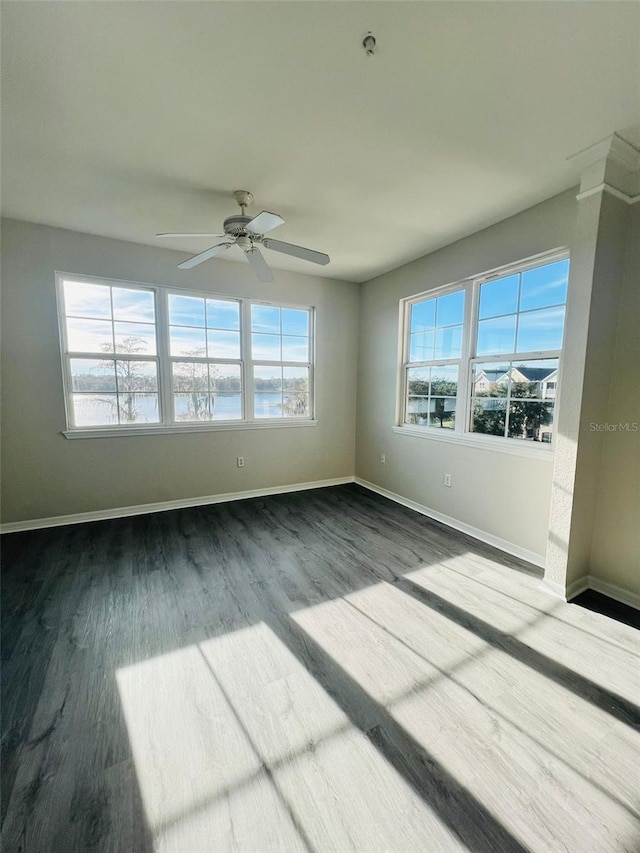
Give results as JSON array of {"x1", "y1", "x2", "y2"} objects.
[{"x1": 2, "y1": 484, "x2": 639, "y2": 852}]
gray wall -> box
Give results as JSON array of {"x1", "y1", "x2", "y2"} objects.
[
  {"x1": 589, "y1": 203, "x2": 640, "y2": 595},
  {"x1": 355, "y1": 189, "x2": 577, "y2": 560},
  {"x1": 0, "y1": 219, "x2": 359, "y2": 523},
  {"x1": 2, "y1": 197, "x2": 637, "y2": 599}
]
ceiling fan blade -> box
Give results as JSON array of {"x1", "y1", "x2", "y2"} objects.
[
  {"x1": 245, "y1": 211, "x2": 284, "y2": 235},
  {"x1": 177, "y1": 243, "x2": 231, "y2": 270},
  {"x1": 157, "y1": 232, "x2": 225, "y2": 238},
  {"x1": 245, "y1": 247, "x2": 274, "y2": 283},
  {"x1": 263, "y1": 238, "x2": 329, "y2": 266}
]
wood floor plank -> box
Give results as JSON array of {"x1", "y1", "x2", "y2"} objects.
[{"x1": 2, "y1": 484, "x2": 639, "y2": 852}]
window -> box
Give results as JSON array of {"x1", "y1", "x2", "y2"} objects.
[
  {"x1": 400, "y1": 252, "x2": 569, "y2": 449},
  {"x1": 405, "y1": 290, "x2": 465, "y2": 430},
  {"x1": 168, "y1": 294, "x2": 243, "y2": 422},
  {"x1": 57, "y1": 274, "x2": 314, "y2": 434},
  {"x1": 251, "y1": 304, "x2": 311, "y2": 419}
]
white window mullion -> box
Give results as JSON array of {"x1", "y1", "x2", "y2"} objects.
[
  {"x1": 310, "y1": 307, "x2": 316, "y2": 419},
  {"x1": 463, "y1": 279, "x2": 481, "y2": 434},
  {"x1": 156, "y1": 288, "x2": 173, "y2": 426},
  {"x1": 242, "y1": 299, "x2": 254, "y2": 422}
]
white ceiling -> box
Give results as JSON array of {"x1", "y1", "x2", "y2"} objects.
[{"x1": 2, "y1": 2, "x2": 639, "y2": 283}]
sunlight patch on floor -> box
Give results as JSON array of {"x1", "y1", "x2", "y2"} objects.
[
  {"x1": 116, "y1": 635, "x2": 305, "y2": 851},
  {"x1": 406, "y1": 559, "x2": 640, "y2": 704},
  {"x1": 117, "y1": 620, "x2": 461, "y2": 852},
  {"x1": 293, "y1": 580, "x2": 640, "y2": 853}
]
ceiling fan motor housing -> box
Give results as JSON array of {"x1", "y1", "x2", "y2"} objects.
[{"x1": 223, "y1": 215, "x2": 254, "y2": 237}]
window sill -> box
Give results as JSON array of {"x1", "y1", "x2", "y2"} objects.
[
  {"x1": 391, "y1": 425, "x2": 555, "y2": 460},
  {"x1": 63, "y1": 419, "x2": 318, "y2": 439}
]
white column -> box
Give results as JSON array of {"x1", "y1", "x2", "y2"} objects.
[{"x1": 543, "y1": 132, "x2": 640, "y2": 598}]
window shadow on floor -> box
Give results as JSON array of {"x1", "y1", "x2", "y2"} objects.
[
  {"x1": 265, "y1": 610, "x2": 530, "y2": 853},
  {"x1": 394, "y1": 577, "x2": 640, "y2": 730}
]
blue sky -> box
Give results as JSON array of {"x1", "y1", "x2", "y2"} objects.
[
  {"x1": 64, "y1": 281, "x2": 310, "y2": 362},
  {"x1": 479, "y1": 259, "x2": 569, "y2": 320}
]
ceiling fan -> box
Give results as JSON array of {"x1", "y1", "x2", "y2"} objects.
[{"x1": 156, "y1": 190, "x2": 330, "y2": 282}]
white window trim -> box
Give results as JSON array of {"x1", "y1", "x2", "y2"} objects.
[
  {"x1": 395, "y1": 248, "x2": 569, "y2": 457},
  {"x1": 56, "y1": 272, "x2": 316, "y2": 437}
]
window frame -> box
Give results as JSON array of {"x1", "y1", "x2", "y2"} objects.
[
  {"x1": 56, "y1": 272, "x2": 316, "y2": 437},
  {"x1": 400, "y1": 282, "x2": 470, "y2": 433},
  {"x1": 396, "y1": 248, "x2": 569, "y2": 457}
]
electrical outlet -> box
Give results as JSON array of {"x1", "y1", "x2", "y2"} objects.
[
  {"x1": 443, "y1": 473, "x2": 452, "y2": 487},
  {"x1": 237, "y1": 456, "x2": 245, "y2": 468},
  {"x1": 380, "y1": 454, "x2": 386, "y2": 464}
]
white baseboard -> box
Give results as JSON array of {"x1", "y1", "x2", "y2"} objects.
[
  {"x1": 588, "y1": 576, "x2": 640, "y2": 610},
  {"x1": 542, "y1": 573, "x2": 638, "y2": 610},
  {"x1": 354, "y1": 477, "x2": 545, "y2": 568},
  {"x1": 566, "y1": 575, "x2": 591, "y2": 601},
  {"x1": 0, "y1": 476, "x2": 355, "y2": 534}
]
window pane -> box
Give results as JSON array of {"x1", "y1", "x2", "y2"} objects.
[
  {"x1": 516, "y1": 306, "x2": 565, "y2": 353},
  {"x1": 282, "y1": 336, "x2": 308, "y2": 362},
  {"x1": 211, "y1": 393, "x2": 242, "y2": 420},
  {"x1": 254, "y1": 366, "x2": 282, "y2": 392},
  {"x1": 476, "y1": 314, "x2": 517, "y2": 356},
  {"x1": 115, "y1": 361, "x2": 158, "y2": 392},
  {"x1": 430, "y1": 366, "x2": 458, "y2": 397},
  {"x1": 436, "y1": 291, "x2": 464, "y2": 327},
  {"x1": 472, "y1": 362, "x2": 509, "y2": 397},
  {"x1": 478, "y1": 275, "x2": 519, "y2": 320},
  {"x1": 471, "y1": 398, "x2": 507, "y2": 436},
  {"x1": 117, "y1": 393, "x2": 160, "y2": 424},
  {"x1": 407, "y1": 366, "x2": 430, "y2": 396},
  {"x1": 112, "y1": 288, "x2": 155, "y2": 322},
  {"x1": 282, "y1": 392, "x2": 309, "y2": 418},
  {"x1": 508, "y1": 401, "x2": 554, "y2": 442},
  {"x1": 252, "y1": 334, "x2": 281, "y2": 361},
  {"x1": 410, "y1": 300, "x2": 435, "y2": 333},
  {"x1": 174, "y1": 392, "x2": 214, "y2": 421},
  {"x1": 429, "y1": 398, "x2": 456, "y2": 429},
  {"x1": 282, "y1": 309, "x2": 309, "y2": 337},
  {"x1": 406, "y1": 396, "x2": 430, "y2": 425},
  {"x1": 207, "y1": 329, "x2": 240, "y2": 359},
  {"x1": 169, "y1": 326, "x2": 207, "y2": 357},
  {"x1": 434, "y1": 326, "x2": 462, "y2": 359},
  {"x1": 254, "y1": 393, "x2": 283, "y2": 419},
  {"x1": 251, "y1": 305, "x2": 280, "y2": 334},
  {"x1": 283, "y1": 366, "x2": 309, "y2": 393},
  {"x1": 509, "y1": 359, "x2": 559, "y2": 398},
  {"x1": 206, "y1": 299, "x2": 240, "y2": 331},
  {"x1": 70, "y1": 359, "x2": 116, "y2": 392},
  {"x1": 66, "y1": 318, "x2": 114, "y2": 353},
  {"x1": 114, "y1": 322, "x2": 157, "y2": 355},
  {"x1": 168, "y1": 294, "x2": 205, "y2": 327},
  {"x1": 72, "y1": 394, "x2": 119, "y2": 426},
  {"x1": 211, "y1": 364, "x2": 241, "y2": 393},
  {"x1": 409, "y1": 331, "x2": 434, "y2": 362},
  {"x1": 520, "y1": 259, "x2": 569, "y2": 312},
  {"x1": 172, "y1": 361, "x2": 208, "y2": 392},
  {"x1": 64, "y1": 282, "x2": 111, "y2": 319}
]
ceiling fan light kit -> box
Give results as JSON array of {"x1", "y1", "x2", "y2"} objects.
[{"x1": 156, "y1": 190, "x2": 330, "y2": 282}]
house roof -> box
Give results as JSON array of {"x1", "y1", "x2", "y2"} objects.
[
  {"x1": 476, "y1": 370, "x2": 507, "y2": 382},
  {"x1": 511, "y1": 367, "x2": 557, "y2": 382}
]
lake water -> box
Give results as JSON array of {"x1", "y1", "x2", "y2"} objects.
[{"x1": 72, "y1": 392, "x2": 294, "y2": 426}]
